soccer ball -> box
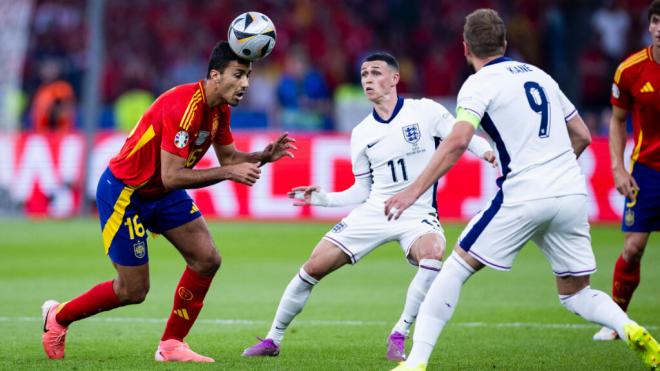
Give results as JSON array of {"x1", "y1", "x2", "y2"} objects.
[{"x1": 228, "y1": 11, "x2": 276, "y2": 61}]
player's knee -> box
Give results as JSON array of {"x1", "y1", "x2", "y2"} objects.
[
  {"x1": 302, "y1": 260, "x2": 329, "y2": 281},
  {"x1": 556, "y1": 275, "x2": 590, "y2": 297},
  {"x1": 419, "y1": 249, "x2": 443, "y2": 261},
  {"x1": 411, "y1": 245, "x2": 443, "y2": 263},
  {"x1": 194, "y1": 249, "x2": 222, "y2": 276},
  {"x1": 117, "y1": 283, "x2": 149, "y2": 304}
]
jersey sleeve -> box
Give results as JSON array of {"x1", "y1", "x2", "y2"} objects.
[
  {"x1": 456, "y1": 76, "x2": 489, "y2": 125},
  {"x1": 161, "y1": 99, "x2": 199, "y2": 159},
  {"x1": 350, "y1": 130, "x2": 371, "y2": 178},
  {"x1": 550, "y1": 77, "x2": 578, "y2": 122},
  {"x1": 213, "y1": 105, "x2": 234, "y2": 145},
  {"x1": 610, "y1": 62, "x2": 633, "y2": 110},
  {"x1": 422, "y1": 98, "x2": 455, "y2": 139}
]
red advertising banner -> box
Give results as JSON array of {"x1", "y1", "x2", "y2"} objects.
[{"x1": 0, "y1": 132, "x2": 629, "y2": 222}]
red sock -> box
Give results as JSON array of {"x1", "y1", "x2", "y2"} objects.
[
  {"x1": 161, "y1": 266, "x2": 214, "y2": 341},
  {"x1": 612, "y1": 254, "x2": 640, "y2": 312},
  {"x1": 55, "y1": 280, "x2": 122, "y2": 326}
]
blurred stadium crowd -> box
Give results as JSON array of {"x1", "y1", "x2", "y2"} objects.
[{"x1": 16, "y1": 0, "x2": 655, "y2": 134}]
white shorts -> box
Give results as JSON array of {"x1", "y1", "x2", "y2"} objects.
[
  {"x1": 323, "y1": 203, "x2": 445, "y2": 265},
  {"x1": 458, "y1": 194, "x2": 596, "y2": 276}
]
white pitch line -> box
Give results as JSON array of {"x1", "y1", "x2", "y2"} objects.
[{"x1": 0, "y1": 316, "x2": 656, "y2": 330}]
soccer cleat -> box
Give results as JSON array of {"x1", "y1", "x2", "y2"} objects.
[
  {"x1": 391, "y1": 361, "x2": 427, "y2": 371},
  {"x1": 387, "y1": 331, "x2": 407, "y2": 361},
  {"x1": 624, "y1": 323, "x2": 659, "y2": 369},
  {"x1": 155, "y1": 339, "x2": 214, "y2": 362},
  {"x1": 593, "y1": 326, "x2": 619, "y2": 341},
  {"x1": 41, "y1": 300, "x2": 68, "y2": 360},
  {"x1": 242, "y1": 337, "x2": 280, "y2": 357}
]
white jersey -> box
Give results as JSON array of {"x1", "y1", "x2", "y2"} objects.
[
  {"x1": 456, "y1": 57, "x2": 587, "y2": 203},
  {"x1": 351, "y1": 97, "x2": 491, "y2": 214}
]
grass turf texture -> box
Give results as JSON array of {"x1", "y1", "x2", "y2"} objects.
[{"x1": 0, "y1": 220, "x2": 657, "y2": 370}]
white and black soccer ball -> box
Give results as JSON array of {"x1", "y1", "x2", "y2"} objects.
[{"x1": 228, "y1": 11, "x2": 276, "y2": 61}]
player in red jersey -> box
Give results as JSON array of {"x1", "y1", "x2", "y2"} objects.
[
  {"x1": 40, "y1": 41, "x2": 296, "y2": 362},
  {"x1": 594, "y1": 0, "x2": 660, "y2": 342}
]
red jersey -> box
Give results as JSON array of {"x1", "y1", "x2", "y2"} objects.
[
  {"x1": 611, "y1": 47, "x2": 660, "y2": 170},
  {"x1": 109, "y1": 81, "x2": 234, "y2": 197}
]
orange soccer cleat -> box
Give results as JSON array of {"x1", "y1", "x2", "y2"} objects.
[
  {"x1": 155, "y1": 339, "x2": 214, "y2": 362},
  {"x1": 41, "y1": 300, "x2": 68, "y2": 359}
]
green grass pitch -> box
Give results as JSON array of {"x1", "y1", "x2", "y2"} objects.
[{"x1": 0, "y1": 220, "x2": 657, "y2": 370}]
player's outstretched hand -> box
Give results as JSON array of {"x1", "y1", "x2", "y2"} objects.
[
  {"x1": 483, "y1": 150, "x2": 497, "y2": 167},
  {"x1": 384, "y1": 188, "x2": 417, "y2": 221},
  {"x1": 260, "y1": 132, "x2": 297, "y2": 165},
  {"x1": 613, "y1": 167, "x2": 639, "y2": 199},
  {"x1": 288, "y1": 186, "x2": 320, "y2": 206},
  {"x1": 225, "y1": 163, "x2": 261, "y2": 186}
]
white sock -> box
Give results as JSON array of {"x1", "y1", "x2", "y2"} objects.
[
  {"x1": 559, "y1": 286, "x2": 633, "y2": 339},
  {"x1": 266, "y1": 267, "x2": 319, "y2": 344},
  {"x1": 406, "y1": 253, "x2": 475, "y2": 367},
  {"x1": 392, "y1": 258, "x2": 442, "y2": 336}
]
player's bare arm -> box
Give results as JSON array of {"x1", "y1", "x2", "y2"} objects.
[
  {"x1": 160, "y1": 149, "x2": 261, "y2": 190},
  {"x1": 566, "y1": 113, "x2": 592, "y2": 158},
  {"x1": 608, "y1": 105, "x2": 639, "y2": 198},
  {"x1": 385, "y1": 121, "x2": 475, "y2": 220},
  {"x1": 213, "y1": 133, "x2": 296, "y2": 167}
]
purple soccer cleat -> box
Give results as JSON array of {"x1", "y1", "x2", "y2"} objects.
[
  {"x1": 387, "y1": 331, "x2": 407, "y2": 361},
  {"x1": 242, "y1": 338, "x2": 280, "y2": 357}
]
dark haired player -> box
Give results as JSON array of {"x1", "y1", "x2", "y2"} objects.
[
  {"x1": 41, "y1": 41, "x2": 296, "y2": 362},
  {"x1": 242, "y1": 52, "x2": 494, "y2": 360},
  {"x1": 594, "y1": 0, "x2": 660, "y2": 343}
]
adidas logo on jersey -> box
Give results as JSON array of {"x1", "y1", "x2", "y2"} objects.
[{"x1": 640, "y1": 82, "x2": 654, "y2": 93}]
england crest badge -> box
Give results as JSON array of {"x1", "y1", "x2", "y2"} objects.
[{"x1": 402, "y1": 123, "x2": 421, "y2": 144}]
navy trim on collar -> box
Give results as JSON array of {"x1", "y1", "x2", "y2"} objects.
[
  {"x1": 484, "y1": 56, "x2": 512, "y2": 67},
  {"x1": 372, "y1": 96, "x2": 404, "y2": 124}
]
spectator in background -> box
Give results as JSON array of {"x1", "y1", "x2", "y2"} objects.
[
  {"x1": 30, "y1": 59, "x2": 76, "y2": 133},
  {"x1": 420, "y1": 42, "x2": 460, "y2": 97},
  {"x1": 276, "y1": 46, "x2": 332, "y2": 130},
  {"x1": 592, "y1": 0, "x2": 631, "y2": 67},
  {"x1": 113, "y1": 89, "x2": 154, "y2": 132},
  {"x1": 20, "y1": 0, "x2": 658, "y2": 132},
  {"x1": 240, "y1": 63, "x2": 278, "y2": 129},
  {"x1": 578, "y1": 33, "x2": 610, "y2": 114}
]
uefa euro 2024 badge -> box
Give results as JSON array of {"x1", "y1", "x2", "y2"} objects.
[{"x1": 174, "y1": 130, "x2": 189, "y2": 148}]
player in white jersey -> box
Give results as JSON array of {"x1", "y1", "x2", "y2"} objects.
[
  {"x1": 388, "y1": 9, "x2": 660, "y2": 371},
  {"x1": 242, "y1": 52, "x2": 495, "y2": 361}
]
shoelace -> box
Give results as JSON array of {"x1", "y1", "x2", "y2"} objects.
[{"x1": 48, "y1": 332, "x2": 66, "y2": 346}]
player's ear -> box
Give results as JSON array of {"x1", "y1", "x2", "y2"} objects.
[
  {"x1": 391, "y1": 71, "x2": 400, "y2": 86},
  {"x1": 463, "y1": 41, "x2": 469, "y2": 57}
]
